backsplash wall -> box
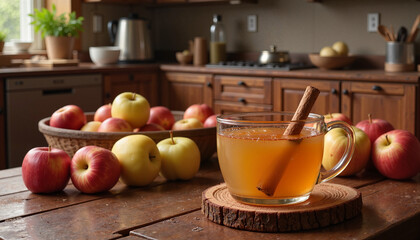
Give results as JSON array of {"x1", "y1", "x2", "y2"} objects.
[{"x1": 82, "y1": 0, "x2": 420, "y2": 56}]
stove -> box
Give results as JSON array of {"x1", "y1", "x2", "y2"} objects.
[{"x1": 205, "y1": 61, "x2": 313, "y2": 71}]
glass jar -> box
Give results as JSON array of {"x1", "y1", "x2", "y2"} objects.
[{"x1": 210, "y1": 14, "x2": 226, "y2": 64}]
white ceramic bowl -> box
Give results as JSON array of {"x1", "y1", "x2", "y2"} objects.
[
  {"x1": 89, "y1": 46, "x2": 120, "y2": 65},
  {"x1": 11, "y1": 41, "x2": 32, "y2": 52}
]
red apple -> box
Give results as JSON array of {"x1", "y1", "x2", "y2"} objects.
[
  {"x1": 70, "y1": 146, "x2": 121, "y2": 194},
  {"x1": 324, "y1": 113, "x2": 352, "y2": 125},
  {"x1": 172, "y1": 118, "x2": 203, "y2": 130},
  {"x1": 355, "y1": 114, "x2": 394, "y2": 144},
  {"x1": 140, "y1": 123, "x2": 165, "y2": 132},
  {"x1": 183, "y1": 104, "x2": 214, "y2": 123},
  {"x1": 372, "y1": 130, "x2": 420, "y2": 180},
  {"x1": 22, "y1": 147, "x2": 71, "y2": 193},
  {"x1": 50, "y1": 105, "x2": 86, "y2": 130},
  {"x1": 203, "y1": 114, "x2": 217, "y2": 128},
  {"x1": 94, "y1": 104, "x2": 112, "y2": 122},
  {"x1": 147, "y1": 106, "x2": 175, "y2": 130},
  {"x1": 97, "y1": 117, "x2": 133, "y2": 132}
]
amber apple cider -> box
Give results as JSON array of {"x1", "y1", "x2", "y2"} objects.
[{"x1": 217, "y1": 126, "x2": 325, "y2": 200}]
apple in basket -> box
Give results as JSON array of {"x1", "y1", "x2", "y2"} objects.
[
  {"x1": 22, "y1": 147, "x2": 71, "y2": 193},
  {"x1": 94, "y1": 104, "x2": 112, "y2": 122},
  {"x1": 140, "y1": 123, "x2": 165, "y2": 132},
  {"x1": 71, "y1": 146, "x2": 121, "y2": 194},
  {"x1": 147, "y1": 106, "x2": 175, "y2": 130},
  {"x1": 203, "y1": 114, "x2": 217, "y2": 128},
  {"x1": 97, "y1": 117, "x2": 133, "y2": 132},
  {"x1": 111, "y1": 92, "x2": 150, "y2": 129},
  {"x1": 81, "y1": 121, "x2": 102, "y2": 132},
  {"x1": 183, "y1": 104, "x2": 214, "y2": 123},
  {"x1": 172, "y1": 118, "x2": 203, "y2": 130},
  {"x1": 112, "y1": 135, "x2": 161, "y2": 187},
  {"x1": 50, "y1": 105, "x2": 86, "y2": 130}
]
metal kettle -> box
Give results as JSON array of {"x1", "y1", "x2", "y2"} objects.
[{"x1": 108, "y1": 14, "x2": 153, "y2": 62}]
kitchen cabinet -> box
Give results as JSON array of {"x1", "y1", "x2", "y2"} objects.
[
  {"x1": 160, "y1": 72, "x2": 213, "y2": 111},
  {"x1": 0, "y1": 78, "x2": 5, "y2": 169},
  {"x1": 213, "y1": 75, "x2": 272, "y2": 114},
  {"x1": 272, "y1": 79, "x2": 340, "y2": 114},
  {"x1": 341, "y1": 81, "x2": 418, "y2": 136},
  {"x1": 103, "y1": 72, "x2": 159, "y2": 106}
]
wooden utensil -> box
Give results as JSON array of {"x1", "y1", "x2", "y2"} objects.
[
  {"x1": 256, "y1": 86, "x2": 320, "y2": 196},
  {"x1": 378, "y1": 25, "x2": 391, "y2": 41},
  {"x1": 407, "y1": 15, "x2": 420, "y2": 42}
]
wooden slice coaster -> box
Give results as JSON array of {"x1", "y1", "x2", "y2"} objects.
[{"x1": 201, "y1": 183, "x2": 362, "y2": 232}]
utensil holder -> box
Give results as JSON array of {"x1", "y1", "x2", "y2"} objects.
[{"x1": 385, "y1": 42, "x2": 415, "y2": 72}]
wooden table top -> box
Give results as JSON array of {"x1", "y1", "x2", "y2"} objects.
[{"x1": 0, "y1": 156, "x2": 419, "y2": 240}]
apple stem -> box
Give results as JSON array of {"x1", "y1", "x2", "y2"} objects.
[
  {"x1": 170, "y1": 130, "x2": 175, "y2": 145},
  {"x1": 368, "y1": 113, "x2": 372, "y2": 124},
  {"x1": 131, "y1": 92, "x2": 136, "y2": 100},
  {"x1": 385, "y1": 135, "x2": 390, "y2": 145},
  {"x1": 328, "y1": 113, "x2": 332, "y2": 118},
  {"x1": 48, "y1": 145, "x2": 52, "y2": 152}
]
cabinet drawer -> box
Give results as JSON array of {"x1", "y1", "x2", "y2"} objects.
[
  {"x1": 214, "y1": 75, "x2": 271, "y2": 104},
  {"x1": 342, "y1": 82, "x2": 405, "y2": 95},
  {"x1": 214, "y1": 100, "x2": 272, "y2": 114}
]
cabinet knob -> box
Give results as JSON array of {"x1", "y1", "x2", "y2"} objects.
[
  {"x1": 206, "y1": 82, "x2": 212, "y2": 87},
  {"x1": 238, "y1": 98, "x2": 246, "y2": 104},
  {"x1": 372, "y1": 85, "x2": 382, "y2": 91},
  {"x1": 237, "y1": 81, "x2": 246, "y2": 86},
  {"x1": 331, "y1": 88, "x2": 338, "y2": 94},
  {"x1": 343, "y1": 89, "x2": 349, "y2": 95},
  {"x1": 105, "y1": 93, "x2": 111, "y2": 99}
]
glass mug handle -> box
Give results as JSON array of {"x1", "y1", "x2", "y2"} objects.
[{"x1": 318, "y1": 121, "x2": 356, "y2": 183}]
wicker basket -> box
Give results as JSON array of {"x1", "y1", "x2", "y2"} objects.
[{"x1": 38, "y1": 111, "x2": 217, "y2": 161}]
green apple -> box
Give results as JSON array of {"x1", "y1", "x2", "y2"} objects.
[
  {"x1": 319, "y1": 46, "x2": 338, "y2": 57},
  {"x1": 332, "y1": 41, "x2": 349, "y2": 56},
  {"x1": 111, "y1": 92, "x2": 150, "y2": 129},
  {"x1": 111, "y1": 135, "x2": 161, "y2": 186},
  {"x1": 322, "y1": 126, "x2": 370, "y2": 176},
  {"x1": 157, "y1": 135, "x2": 200, "y2": 180}
]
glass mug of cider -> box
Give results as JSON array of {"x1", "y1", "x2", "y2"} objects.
[{"x1": 217, "y1": 112, "x2": 355, "y2": 205}]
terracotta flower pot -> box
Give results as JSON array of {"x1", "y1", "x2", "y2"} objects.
[{"x1": 45, "y1": 36, "x2": 74, "y2": 60}]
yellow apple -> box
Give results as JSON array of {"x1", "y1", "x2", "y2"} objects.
[
  {"x1": 111, "y1": 135, "x2": 161, "y2": 186},
  {"x1": 319, "y1": 46, "x2": 338, "y2": 57},
  {"x1": 172, "y1": 118, "x2": 203, "y2": 130},
  {"x1": 322, "y1": 126, "x2": 371, "y2": 176},
  {"x1": 111, "y1": 92, "x2": 150, "y2": 129},
  {"x1": 80, "y1": 121, "x2": 101, "y2": 132},
  {"x1": 332, "y1": 41, "x2": 349, "y2": 56},
  {"x1": 157, "y1": 135, "x2": 200, "y2": 180}
]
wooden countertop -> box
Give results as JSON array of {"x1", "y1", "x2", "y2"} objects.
[
  {"x1": 1, "y1": 63, "x2": 419, "y2": 84},
  {"x1": 0, "y1": 156, "x2": 419, "y2": 239}
]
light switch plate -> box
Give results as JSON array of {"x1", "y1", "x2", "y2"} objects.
[{"x1": 247, "y1": 15, "x2": 257, "y2": 32}]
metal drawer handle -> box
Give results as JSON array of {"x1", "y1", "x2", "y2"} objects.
[
  {"x1": 238, "y1": 98, "x2": 246, "y2": 103},
  {"x1": 343, "y1": 89, "x2": 349, "y2": 95},
  {"x1": 372, "y1": 85, "x2": 382, "y2": 91},
  {"x1": 237, "y1": 81, "x2": 246, "y2": 86},
  {"x1": 331, "y1": 88, "x2": 338, "y2": 94},
  {"x1": 206, "y1": 82, "x2": 212, "y2": 87}
]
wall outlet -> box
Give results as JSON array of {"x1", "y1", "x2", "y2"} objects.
[
  {"x1": 247, "y1": 15, "x2": 257, "y2": 32},
  {"x1": 367, "y1": 13, "x2": 379, "y2": 32}
]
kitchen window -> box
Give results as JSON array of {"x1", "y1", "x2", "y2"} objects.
[{"x1": 0, "y1": 0, "x2": 43, "y2": 52}]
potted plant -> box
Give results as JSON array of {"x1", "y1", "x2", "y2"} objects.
[
  {"x1": 29, "y1": 4, "x2": 83, "y2": 60},
  {"x1": 0, "y1": 31, "x2": 6, "y2": 53}
]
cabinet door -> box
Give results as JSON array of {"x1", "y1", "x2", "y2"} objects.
[
  {"x1": 342, "y1": 82, "x2": 417, "y2": 135},
  {"x1": 273, "y1": 79, "x2": 340, "y2": 115},
  {"x1": 160, "y1": 72, "x2": 213, "y2": 111},
  {"x1": 0, "y1": 78, "x2": 5, "y2": 169},
  {"x1": 103, "y1": 72, "x2": 158, "y2": 106}
]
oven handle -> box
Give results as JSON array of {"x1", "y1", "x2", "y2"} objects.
[{"x1": 42, "y1": 88, "x2": 73, "y2": 95}]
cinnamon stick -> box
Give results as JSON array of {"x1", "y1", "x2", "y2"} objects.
[{"x1": 256, "y1": 86, "x2": 320, "y2": 196}]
